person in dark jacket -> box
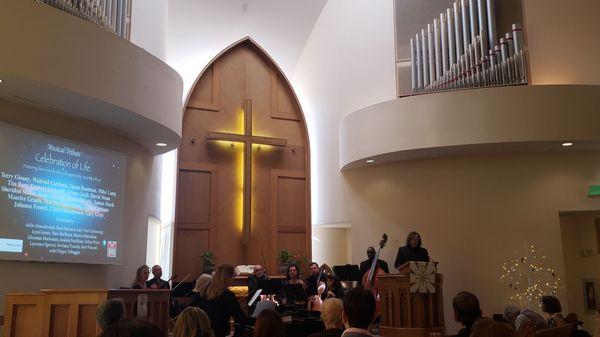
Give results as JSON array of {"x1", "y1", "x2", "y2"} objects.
[
  {"x1": 199, "y1": 264, "x2": 247, "y2": 337},
  {"x1": 453, "y1": 291, "x2": 482, "y2": 337},
  {"x1": 394, "y1": 231, "x2": 430, "y2": 269}
]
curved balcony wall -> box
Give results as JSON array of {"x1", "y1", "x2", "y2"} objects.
[
  {"x1": 340, "y1": 85, "x2": 600, "y2": 169},
  {"x1": 0, "y1": 0, "x2": 183, "y2": 154}
]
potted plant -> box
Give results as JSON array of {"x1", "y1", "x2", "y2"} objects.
[
  {"x1": 278, "y1": 249, "x2": 291, "y2": 275},
  {"x1": 201, "y1": 250, "x2": 215, "y2": 274}
]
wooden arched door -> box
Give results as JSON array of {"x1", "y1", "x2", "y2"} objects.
[{"x1": 173, "y1": 38, "x2": 310, "y2": 279}]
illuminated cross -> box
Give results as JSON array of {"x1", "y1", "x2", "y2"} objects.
[{"x1": 206, "y1": 99, "x2": 287, "y2": 245}]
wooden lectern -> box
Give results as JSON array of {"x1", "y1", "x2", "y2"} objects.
[{"x1": 378, "y1": 262, "x2": 445, "y2": 337}]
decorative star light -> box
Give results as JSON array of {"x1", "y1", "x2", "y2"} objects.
[{"x1": 500, "y1": 244, "x2": 560, "y2": 308}]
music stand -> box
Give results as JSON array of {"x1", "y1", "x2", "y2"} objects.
[
  {"x1": 284, "y1": 283, "x2": 308, "y2": 305},
  {"x1": 171, "y1": 282, "x2": 195, "y2": 297},
  {"x1": 333, "y1": 264, "x2": 361, "y2": 285},
  {"x1": 257, "y1": 278, "x2": 283, "y2": 295}
]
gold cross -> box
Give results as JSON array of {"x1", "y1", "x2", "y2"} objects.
[{"x1": 206, "y1": 99, "x2": 287, "y2": 245}]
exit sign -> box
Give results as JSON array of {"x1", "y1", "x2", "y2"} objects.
[{"x1": 588, "y1": 185, "x2": 600, "y2": 196}]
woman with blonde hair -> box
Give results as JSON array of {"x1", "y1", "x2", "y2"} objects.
[
  {"x1": 202, "y1": 264, "x2": 247, "y2": 337},
  {"x1": 174, "y1": 307, "x2": 214, "y2": 337},
  {"x1": 131, "y1": 265, "x2": 150, "y2": 289},
  {"x1": 190, "y1": 274, "x2": 213, "y2": 307}
]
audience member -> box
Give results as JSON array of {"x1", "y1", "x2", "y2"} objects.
[
  {"x1": 253, "y1": 309, "x2": 285, "y2": 337},
  {"x1": 341, "y1": 287, "x2": 376, "y2": 337},
  {"x1": 503, "y1": 304, "x2": 521, "y2": 326},
  {"x1": 202, "y1": 263, "x2": 247, "y2": 337},
  {"x1": 99, "y1": 318, "x2": 162, "y2": 337},
  {"x1": 190, "y1": 274, "x2": 213, "y2": 307},
  {"x1": 131, "y1": 265, "x2": 150, "y2": 289},
  {"x1": 593, "y1": 312, "x2": 600, "y2": 337},
  {"x1": 308, "y1": 298, "x2": 344, "y2": 337},
  {"x1": 515, "y1": 314, "x2": 536, "y2": 337},
  {"x1": 541, "y1": 295, "x2": 565, "y2": 327},
  {"x1": 174, "y1": 306, "x2": 215, "y2": 337},
  {"x1": 96, "y1": 298, "x2": 126, "y2": 331},
  {"x1": 452, "y1": 291, "x2": 482, "y2": 337},
  {"x1": 520, "y1": 308, "x2": 549, "y2": 331},
  {"x1": 470, "y1": 318, "x2": 516, "y2": 337},
  {"x1": 146, "y1": 265, "x2": 170, "y2": 289},
  {"x1": 326, "y1": 275, "x2": 345, "y2": 299}
]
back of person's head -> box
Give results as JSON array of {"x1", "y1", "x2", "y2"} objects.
[
  {"x1": 96, "y1": 298, "x2": 126, "y2": 331},
  {"x1": 452, "y1": 291, "x2": 482, "y2": 327},
  {"x1": 321, "y1": 298, "x2": 343, "y2": 330},
  {"x1": 471, "y1": 318, "x2": 516, "y2": 337},
  {"x1": 541, "y1": 295, "x2": 562, "y2": 314},
  {"x1": 515, "y1": 314, "x2": 536, "y2": 337},
  {"x1": 193, "y1": 274, "x2": 213, "y2": 296},
  {"x1": 206, "y1": 264, "x2": 235, "y2": 300},
  {"x1": 503, "y1": 304, "x2": 521, "y2": 323},
  {"x1": 520, "y1": 308, "x2": 549, "y2": 330},
  {"x1": 253, "y1": 309, "x2": 285, "y2": 337},
  {"x1": 342, "y1": 287, "x2": 375, "y2": 329},
  {"x1": 100, "y1": 319, "x2": 162, "y2": 337},
  {"x1": 174, "y1": 307, "x2": 214, "y2": 337}
]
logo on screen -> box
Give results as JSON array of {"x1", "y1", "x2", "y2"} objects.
[{"x1": 107, "y1": 241, "x2": 118, "y2": 258}]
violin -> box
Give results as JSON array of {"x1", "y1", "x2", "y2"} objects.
[{"x1": 361, "y1": 233, "x2": 388, "y2": 317}]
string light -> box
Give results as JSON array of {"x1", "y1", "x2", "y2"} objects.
[{"x1": 499, "y1": 244, "x2": 560, "y2": 308}]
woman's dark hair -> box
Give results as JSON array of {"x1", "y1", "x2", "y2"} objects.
[
  {"x1": 286, "y1": 263, "x2": 301, "y2": 281},
  {"x1": 254, "y1": 309, "x2": 285, "y2": 337},
  {"x1": 541, "y1": 295, "x2": 562, "y2": 314},
  {"x1": 343, "y1": 287, "x2": 376, "y2": 329},
  {"x1": 453, "y1": 291, "x2": 482, "y2": 326},
  {"x1": 405, "y1": 231, "x2": 422, "y2": 247},
  {"x1": 100, "y1": 319, "x2": 163, "y2": 337}
]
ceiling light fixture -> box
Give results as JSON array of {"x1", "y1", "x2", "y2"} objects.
[
  {"x1": 366, "y1": 159, "x2": 375, "y2": 163},
  {"x1": 562, "y1": 142, "x2": 573, "y2": 147},
  {"x1": 156, "y1": 142, "x2": 167, "y2": 147}
]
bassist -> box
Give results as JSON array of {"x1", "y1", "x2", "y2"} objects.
[{"x1": 359, "y1": 246, "x2": 389, "y2": 279}]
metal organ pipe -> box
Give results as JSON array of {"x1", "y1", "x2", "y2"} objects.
[
  {"x1": 428, "y1": 24, "x2": 436, "y2": 84},
  {"x1": 446, "y1": 8, "x2": 456, "y2": 67},
  {"x1": 434, "y1": 18, "x2": 443, "y2": 80},
  {"x1": 440, "y1": 13, "x2": 449, "y2": 73},
  {"x1": 421, "y1": 29, "x2": 430, "y2": 87}
]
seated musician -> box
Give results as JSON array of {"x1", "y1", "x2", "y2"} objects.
[
  {"x1": 200, "y1": 264, "x2": 248, "y2": 337},
  {"x1": 306, "y1": 262, "x2": 328, "y2": 301},
  {"x1": 247, "y1": 264, "x2": 268, "y2": 300},
  {"x1": 283, "y1": 263, "x2": 306, "y2": 306},
  {"x1": 394, "y1": 231, "x2": 430, "y2": 269},
  {"x1": 146, "y1": 265, "x2": 171, "y2": 289},
  {"x1": 359, "y1": 247, "x2": 389, "y2": 277},
  {"x1": 326, "y1": 274, "x2": 345, "y2": 299}
]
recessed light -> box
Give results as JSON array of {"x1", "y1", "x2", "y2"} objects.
[
  {"x1": 562, "y1": 142, "x2": 573, "y2": 147},
  {"x1": 156, "y1": 142, "x2": 167, "y2": 147},
  {"x1": 366, "y1": 159, "x2": 375, "y2": 163},
  {"x1": 0, "y1": 79, "x2": 3, "y2": 84}
]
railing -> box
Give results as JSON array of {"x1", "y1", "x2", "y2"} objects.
[
  {"x1": 410, "y1": 0, "x2": 527, "y2": 94},
  {"x1": 36, "y1": 0, "x2": 130, "y2": 39}
]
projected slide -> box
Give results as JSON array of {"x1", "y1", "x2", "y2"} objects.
[{"x1": 0, "y1": 123, "x2": 126, "y2": 264}]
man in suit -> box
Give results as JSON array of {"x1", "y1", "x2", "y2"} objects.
[
  {"x1": 146, "y1": 265, "x2": 170, "y2": 289},
  {"x1": 359, "y1": 247, "x2": 389, "y2": 277},
  {"x1": 308, "y1": 298, "x2": 344, "y2": 337},
  {"x1": 341, "y1": 288, "x2": 376, "y2": 337}
]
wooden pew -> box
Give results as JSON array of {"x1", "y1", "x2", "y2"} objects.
[
  {"x1": 3, "y1": 289, "x2": 170, "y2": 337},
  {"x1": 535, "y1": 323, "x2": 576, "y2": 337}
]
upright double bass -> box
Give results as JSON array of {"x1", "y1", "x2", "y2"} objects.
[{"x1": 362, "y1": 233, "x2": 388, "y2": 317}]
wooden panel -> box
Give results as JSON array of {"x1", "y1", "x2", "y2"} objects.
[
  {"x1": 174, "y1": 229, "x2": 209, "y2": 280},
  {"x1": 270, "y1": 70, "x2": 300, "y2": 121},
  {"x1": 277, "y1": 176, "x2": 307, "y2": 228},
  {"x1": 9, "y1": 303, "x2": 42, "y2": 337},
  {"x1": 277, "y1": 231, "x2": 307, "y2": 260},
  {"x1": 187, "y1": 63, "x2": 220, "y2": 111},
  {"x1": 49, "y1": 305, "x2": 69, "y2": 337},
  {"x1": 176, "y1": 170, "x2": 211, "y2": 227},
  {"x1": 107, "y1": 289, "x2": 170, "y2": 335},
  {"x1": 77, "y1": 305, "x2": 98, "y2": 337}
]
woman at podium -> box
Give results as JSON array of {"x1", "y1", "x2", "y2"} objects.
[{"x1": 394, "y1": 231, "x2": 430, "y2": 269}]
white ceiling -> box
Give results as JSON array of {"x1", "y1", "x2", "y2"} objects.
[{"x1": 166, "y1": 0, "x2": 328, "y2": 99}]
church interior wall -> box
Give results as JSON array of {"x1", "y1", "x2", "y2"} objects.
[
  {"x1": 559, "y1": 211, "x2": 600, "y2": 331},
  {"x1": 0, "y1": 99, "x2": 161, "y2": 321}
]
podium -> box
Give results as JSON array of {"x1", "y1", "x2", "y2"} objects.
[{"x1": 378, "y1": 262, "x2": 445, "y2": 337}]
